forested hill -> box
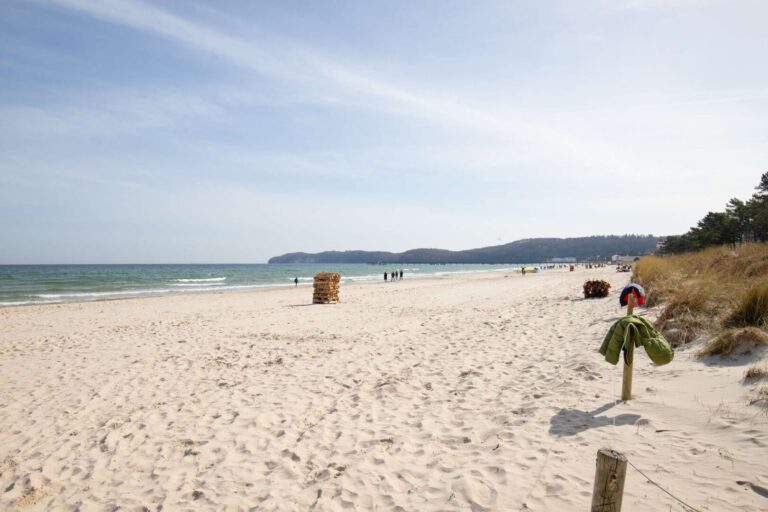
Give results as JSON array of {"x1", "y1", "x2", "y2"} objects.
[{"x1": 267, "y1": 235, "x2": 661, "y2": 264}]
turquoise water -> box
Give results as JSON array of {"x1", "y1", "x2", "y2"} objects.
[{"x1": 0, "y1": 263, "x2": 527, "y2": 307}]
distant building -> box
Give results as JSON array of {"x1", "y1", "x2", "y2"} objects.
[
  {"x1": 611, "y1": 254, "x2": 639, "y2": 264},
  {"x1": 548, "y1": 257, "x2": 576, "y2": 263},
  {"x1": 656, "y1": 239, "x2": 667, "y2": 252}
]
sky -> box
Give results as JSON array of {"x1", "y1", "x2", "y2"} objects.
[{"x1": 1, "y1": 0, "x2": 767, "y2": 263}]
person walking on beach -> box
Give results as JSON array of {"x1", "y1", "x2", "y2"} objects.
[
  {"x1": 399, "y1": 269, "x2": 403, "y2": 280},
  {"x1": 294, "y1": 277, "x2": 299, "y2": 287},
  {"x1": 384, "y1": 272, "x2": 388, "y2": 282}
]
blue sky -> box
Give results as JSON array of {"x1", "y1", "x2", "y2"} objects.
[{"x1": 1, "y1": 0, "x2": 767, "y2": 263}]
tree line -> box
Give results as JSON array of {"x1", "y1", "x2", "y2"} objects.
[{"x1": 662, "y1": 172, "x2": 768, "y2": 253}]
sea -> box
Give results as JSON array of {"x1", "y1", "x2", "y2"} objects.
[{"x1": 0, "y1": 263, "x2": 527, "y2": 307}]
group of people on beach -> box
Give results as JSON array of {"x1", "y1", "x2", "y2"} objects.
[{"x1": 384, "y1": 270, "x2": 403, "y2": 282}]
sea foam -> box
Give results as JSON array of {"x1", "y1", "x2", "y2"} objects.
[{"x1": 173, "y1": 277, "x2": 226, "y2": 283}]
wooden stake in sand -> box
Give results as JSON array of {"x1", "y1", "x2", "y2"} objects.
[
  {"x1": 591, "y1": 448, "x2": 628, "y2": 512},
  {"x1": 621, "y1": 294, "x2": 635, "y2": 401}
]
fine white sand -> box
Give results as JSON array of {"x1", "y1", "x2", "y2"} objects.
[{"x1": 1, "y1": 268, "x2": 766, "y2": 511}]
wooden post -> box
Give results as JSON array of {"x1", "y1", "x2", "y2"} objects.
[
  {"x1": 591, "y1": 449, "x2": 628, "y2": 512},
  {"x1": 621, "y1": 294, "x2": 635, "y2": 401}
]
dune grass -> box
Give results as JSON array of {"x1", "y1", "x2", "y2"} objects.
[
  {"x1": 635, "y1": 244, "x2": 768, "y2": 350},
  {"x1": 749, "y1": 387, "x2": 768, "y2": 407},
  {"x1": 700, "y1": 327, "x2": 768, "y2": 357},
  {"x1": 726, "y1": 281, "x2": 768, "y2": 328},
  {"x1": 653, "y1": 281, "x2": 715, "y2": 345},
  {"x1": 744, "y1": 365, "x2": 768, "y2": 380},
  {"x1": 632, "y1": 256, "x2": 674, "y2": 306}
]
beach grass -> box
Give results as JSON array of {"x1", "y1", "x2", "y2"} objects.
[
  {"x1": 726, "y1": 281, "x2": 768, "y2": 328},
  {"x1": 744, "y1": 365, "x2": 768, "y2": 381},
  {"x1": 749, "y1": 386, "x2": 768, "y2": 407},
  {"x1": 635, "y1": 244, "x2": 768, "y2": 348},
  {"x1": 700, "y1": 327, "x2": 768, "y2": 357}
]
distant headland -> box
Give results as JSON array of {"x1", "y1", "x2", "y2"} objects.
[{"x1": 268, "y1": 235, "x2": 663, "y2": 264}]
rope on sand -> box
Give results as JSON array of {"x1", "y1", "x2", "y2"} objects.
[
  {"x1": 626, "y1": 459, "x2": 702, "y2": 512},
  {"x1": 518, "y1": 438, "x2": 558, "y2": 510}
]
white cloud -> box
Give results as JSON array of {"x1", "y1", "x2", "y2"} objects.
[{"x1": 38, "y1": 0, "x2": 625, "y2": 175}]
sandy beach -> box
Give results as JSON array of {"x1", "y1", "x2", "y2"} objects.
[{"x1": 1, "y1": 268, "x2": 766, "y2": 511}]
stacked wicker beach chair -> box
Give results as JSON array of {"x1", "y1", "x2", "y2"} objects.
[{"x1": 313, "y1": 273, "x2": 340, "y2": 304}]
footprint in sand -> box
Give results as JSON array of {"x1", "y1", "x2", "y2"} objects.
[{"x1": 451, "y1": 475, "x2": 498, "y2": 511}]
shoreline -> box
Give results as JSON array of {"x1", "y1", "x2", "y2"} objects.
[
  {"x1": 0, "y1": 267, "x2": 528, "y2": 312},
  {"x1": 0, "y1": 264, "x2": 537, "y2": 309}
]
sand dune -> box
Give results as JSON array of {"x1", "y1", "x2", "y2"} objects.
[{"x1": 1, "y1": 268, "x2": 766, "y2": 510}]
